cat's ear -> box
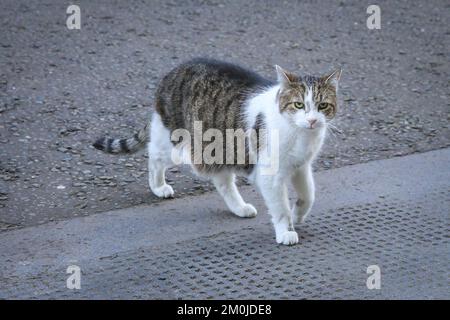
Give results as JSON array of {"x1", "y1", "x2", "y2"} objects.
[
  {"x1": 275, "y1": 65, "x2": 297, "y2": 86},
  {"x1": 323, "y1": 68, "x2": 342, "y2": 89}
]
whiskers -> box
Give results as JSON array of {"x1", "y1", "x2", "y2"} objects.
[{"x1": 325, "y1": 120, "x2": 342, "y2": 141}]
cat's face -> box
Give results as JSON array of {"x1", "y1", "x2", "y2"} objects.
[{"x1": 276, "y1": 66, "x2": 341, "y2": 131}]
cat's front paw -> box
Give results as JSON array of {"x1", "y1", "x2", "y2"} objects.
[
  {"x1": 276, "y1": 231, "x2": 299, "y2": 246},
  {"x1": 152, "y1": 184, "x2": 174, "y2": 198},
  {"x1": 233, "y1": 203, "x2": 257, "y2": 218}
]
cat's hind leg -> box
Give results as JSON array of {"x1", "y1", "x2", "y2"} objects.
[
  {"x1": 148, "y1": 156, "x2": 174, "y2": 198},
  {"x1": 147, "y1": 113, "x2": 174, "y2": 198},
  {"x1": 212, "y1": 173, "x2": 257, "y2": 218}
]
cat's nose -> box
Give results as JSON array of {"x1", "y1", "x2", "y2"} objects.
[{"x1": 307, "y1": 119, "x2": 317, "y2": 128}]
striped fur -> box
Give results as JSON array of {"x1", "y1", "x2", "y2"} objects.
[
  {"x1": 154, "y1": 58, "x2": 274, "y2": 174},
  {"x1": 93, "y1": 122, "x2": 149, "y2": 154}
]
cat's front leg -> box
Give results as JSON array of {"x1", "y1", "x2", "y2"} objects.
[
  {"x1": 291, "y1": 164, "x2": 315, "y2": 224},
  {"x1": 257, "y1": 175, "x2": 298, "y2": 245}
]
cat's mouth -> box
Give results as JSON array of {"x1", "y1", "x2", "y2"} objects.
[{"x1": 303, "y1": 123, "x2": 322, "y2": 130}]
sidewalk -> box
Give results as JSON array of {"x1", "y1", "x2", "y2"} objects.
[{"x1": 0, "y1": 149, "x2": 448, "y2": 299}]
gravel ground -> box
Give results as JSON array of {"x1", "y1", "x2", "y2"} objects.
[{"x1": 0, "y1": 0, "x2": 449, "y2": 230}]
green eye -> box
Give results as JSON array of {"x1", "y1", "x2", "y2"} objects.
[
  {"x1": 318, "y1": 103, "x2": 330, "y2": 111},
  {"x1": 292, "y1": 102, "x2": 304, "y2": 109}
]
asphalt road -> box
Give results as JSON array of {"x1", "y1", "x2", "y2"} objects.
[{"x1": 1, "y1": 0, "x2": 449, "y2": 229}]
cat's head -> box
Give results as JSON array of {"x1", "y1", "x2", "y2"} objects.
[{"x1": 275, "y1": 65, "x2": 341, "y2": 131}]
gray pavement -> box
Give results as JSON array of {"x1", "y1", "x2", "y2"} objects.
[
  {"x1": 0, "y1": 149, "x2": 448, "y2": 299},
  {"x1": 1, "y1": 0, "x2": 450, "y2": 229}
]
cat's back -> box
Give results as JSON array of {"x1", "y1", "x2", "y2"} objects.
[
  {"x1": 155, "y1": 58, "x2": 273, "y2": 131},
  {"x1": 163, "y1": 58, "x2": 271, "y2": 93}
]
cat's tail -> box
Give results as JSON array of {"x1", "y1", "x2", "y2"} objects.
[{"x1": 92, "y1": 122, "x2": 150, "y2": 154}]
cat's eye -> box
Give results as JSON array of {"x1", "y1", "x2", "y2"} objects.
[
  {"x1": 318, "y1": 103, "x2": 331, "y2": 111},
  {"x1": 292, "y1": 102, "x2": 304, "y2": 109}
]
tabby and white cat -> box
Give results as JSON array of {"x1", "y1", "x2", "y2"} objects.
[{"x1": 94, "y1": 58, "x2": 341, "y2": 245}]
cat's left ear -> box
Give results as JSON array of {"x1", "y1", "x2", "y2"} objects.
[{"x1": 323, "y1": 68, "x2": 342, "y2": 89}]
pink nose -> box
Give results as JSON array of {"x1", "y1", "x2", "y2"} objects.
[{"x1": 308, "y1": 119, "x2": 317, "y2": 128}]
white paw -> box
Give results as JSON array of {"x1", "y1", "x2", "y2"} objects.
[
  {"x1": 276, "y1": 231, "x2": 299, "y2": 246},
  {"x1": 233, "y1": 203, "x2": 257, "y2": 218},
  {"x1": 152, "y1": 184, "x2": 174, "y2": 198}
]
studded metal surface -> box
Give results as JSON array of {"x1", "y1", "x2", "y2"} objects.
[{"x1": 1, "y1": 189, "x2": 448, "y2": 299}]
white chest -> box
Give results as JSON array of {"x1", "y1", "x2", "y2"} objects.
[{"x1": 279, "y1": 129, "x2": 325, "y2": 171}]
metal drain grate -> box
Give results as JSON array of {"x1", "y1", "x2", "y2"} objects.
[{"x1": 1, "y1": 189, "x2": 448, "y2": 299}]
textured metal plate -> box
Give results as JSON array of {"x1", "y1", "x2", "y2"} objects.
[{"x1": 1, "y1": 189, "x2": 448, "y2": 299}]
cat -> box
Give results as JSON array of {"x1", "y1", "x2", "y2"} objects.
[{"x1": 93, "y1": 58, "x2": 341, "y2": 245}]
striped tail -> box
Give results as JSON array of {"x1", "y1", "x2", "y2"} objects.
[{"x1": 93, "y1": 123, "x2": 149, "y2": 154}]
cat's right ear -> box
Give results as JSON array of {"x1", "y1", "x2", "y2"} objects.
[{"x1": 275, "y1": 65, "x2": 297, "y2": 86}]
